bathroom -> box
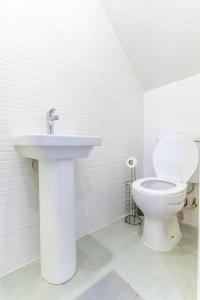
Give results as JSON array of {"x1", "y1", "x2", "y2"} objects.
[{"x1": 0, "y1": 0, "x2": 199, "y2": 299}]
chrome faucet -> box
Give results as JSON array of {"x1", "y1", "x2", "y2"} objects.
[{"x1": 47, "y1": 108, "x2": 59, "y2": 134}]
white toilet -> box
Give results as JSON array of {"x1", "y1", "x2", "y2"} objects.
[{"x1": 132, "y1": 133, "x2": 199, "y2": 252}]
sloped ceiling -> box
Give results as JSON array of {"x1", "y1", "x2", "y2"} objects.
[{"x1": 101, "y1": 0, "x2": 200, "y2": 90}]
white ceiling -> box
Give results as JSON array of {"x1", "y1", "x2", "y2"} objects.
[{"x1": 101, "y1": 0, "x2": 200, "y2": 90}]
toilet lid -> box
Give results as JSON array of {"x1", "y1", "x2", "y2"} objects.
[{"x1": 153, "y1": 134, "x2": 199, "y2": 183}]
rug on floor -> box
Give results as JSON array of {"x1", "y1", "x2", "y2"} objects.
[{"x1": 75, "y1": 271, "x2": 144, "y2": 300}]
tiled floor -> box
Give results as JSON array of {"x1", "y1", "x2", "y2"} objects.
[{"x1": 0, "y1": 220, "x2": 198, "y2": 300}]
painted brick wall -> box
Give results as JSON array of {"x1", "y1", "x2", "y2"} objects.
[{"x1": 0, "y1": 0, "x2": 144, "y2": 276}]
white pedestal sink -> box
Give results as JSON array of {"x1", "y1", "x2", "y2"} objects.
[{"x1": 14, "y1": 134, "x2": 102, "y2": 284}]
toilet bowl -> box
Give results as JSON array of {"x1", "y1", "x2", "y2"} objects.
[{"x1": 132, "y1": 133, "x2": 199, "y2": 252}]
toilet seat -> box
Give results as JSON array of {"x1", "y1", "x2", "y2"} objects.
[{"x1": 132, "y1": 177, "x2": 186, "y2": 196}]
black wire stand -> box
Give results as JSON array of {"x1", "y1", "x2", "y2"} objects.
[{"x1": 124, "y1": 168, "x2": 142, "y2": 225}]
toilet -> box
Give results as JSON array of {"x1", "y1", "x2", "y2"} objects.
[{"x1": 132, "y1": 133, "x2": 199, "y2": 252}]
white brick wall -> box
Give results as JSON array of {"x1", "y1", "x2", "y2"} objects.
[
  {"x1": 144, "y1": 74, "x2": 200, "y2": 227},
  {"x1": 0, "y1": 0, "x2": 144, "y2": 276}
]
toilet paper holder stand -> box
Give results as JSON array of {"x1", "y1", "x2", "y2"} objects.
[{"x1": 124, "y1": 162, "x2": 142, "y2": 225}]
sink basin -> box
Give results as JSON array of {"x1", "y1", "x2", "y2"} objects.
[
  {"x1": 14, "y1": 134, "x2": 101, "y2": 159},
  {"x1": 14, "y1": 134, "x2": 102, "y2": 284}
]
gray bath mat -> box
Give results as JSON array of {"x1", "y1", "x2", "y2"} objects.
[{"x1": 75, "y1": 271, "x2": 143, "y2": 300}]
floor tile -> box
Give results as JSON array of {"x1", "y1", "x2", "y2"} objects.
[{"x1": 0, "y1": 219, "x2": 197, "y2": 300}]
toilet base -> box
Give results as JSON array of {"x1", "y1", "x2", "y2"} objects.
[{"x1": 142, "y1": 214, "x2": 182, "y2": 252}]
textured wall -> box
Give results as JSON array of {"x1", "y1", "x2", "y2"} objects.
[
  {"x1": 0, "y1": 0, "x2": 143, "y2": 276},
  {"x1": 102, "y1": 0, "x2": 200, "y2": 90},
  {"x1": 144, "y1": 74, "x2": 200, "y2": 227}
]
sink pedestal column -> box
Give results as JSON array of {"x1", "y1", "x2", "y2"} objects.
[{"x1": 39, "y1": 160, "x2": 76, "y2": 284}]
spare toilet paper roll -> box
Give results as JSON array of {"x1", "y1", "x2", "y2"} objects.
[{"x1": 126, "y1": 157, "x2": 137, "y2": 169}]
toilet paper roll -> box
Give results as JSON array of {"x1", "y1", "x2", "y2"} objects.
[{"x1": 126, "y1": 157, "x2": 137, "y2": 169}]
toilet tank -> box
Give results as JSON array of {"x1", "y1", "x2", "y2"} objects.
[{"x1": 189, "y1": 140, "x2": 200, "y2": 183}]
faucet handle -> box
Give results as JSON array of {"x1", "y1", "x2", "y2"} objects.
[{"x1": 47, "y1": 108, "x2": 56, "y2": 117}]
